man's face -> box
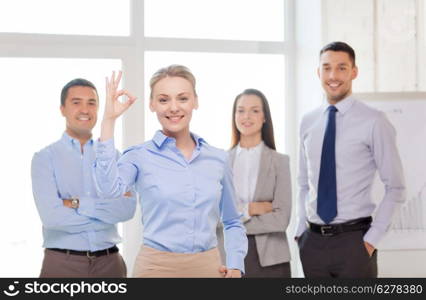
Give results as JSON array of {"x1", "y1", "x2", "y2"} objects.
[
  {"x1": 60, "y1": 86, "x2": 98, "y2": 138},
  {"x1": 318, "y1": 50, "x2": 358, "y2": 104}
]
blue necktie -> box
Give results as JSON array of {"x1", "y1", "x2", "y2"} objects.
[{"x1": 317, "y1": 106, "x2": 338, "y2": 224}]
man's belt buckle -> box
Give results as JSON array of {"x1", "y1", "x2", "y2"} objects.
[{"x1": 320, "y1": 225, "x2": 334, "y2": 236}]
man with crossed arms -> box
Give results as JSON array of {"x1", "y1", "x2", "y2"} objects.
[{"x1": 32, "y1": 78, "x2": 136, "y2": 277}]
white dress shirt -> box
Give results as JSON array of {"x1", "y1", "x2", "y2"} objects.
[
  {"x1": 233, "y1": 141, "x2": 264, "y2": 220},
  {"x1": 296, "y1": 96, "x2": 406, "y2": 246}
]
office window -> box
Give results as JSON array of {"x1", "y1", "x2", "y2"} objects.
[
  {"x1": 145, "y1": 0, "x2": 285, "y2": 41},
  {"x1": 0, "y1": 58, "x2": 122, "y2": 276},
  {"x1": 145, "y1": 52, "x2": 286, "y2": 151},
  {"x1": 0, "y1": 0, "x2": 130, "y2": 36}
]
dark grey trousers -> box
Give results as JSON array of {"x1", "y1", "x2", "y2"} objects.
[
  {"x1": 39, "y1": 249, "x2": 127, "y2": 278},
  {"x1": 244, "y1": 235, "x2": 291, "y2": 278},
  {"x1": 298, "y1": 229, "x2": 377, "y2": 278}
]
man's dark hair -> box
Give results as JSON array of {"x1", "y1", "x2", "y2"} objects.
[
  {"x1": 60, "y1": 78, "x2": 98, "y2": 106},
  {"x1": 319, "y1": 41, "x2": 356, "y2": 67}
]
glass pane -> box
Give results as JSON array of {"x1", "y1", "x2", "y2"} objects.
[
  {"x1": 145, "y1": 0, "x2": 285, "y2": 41},
  {"x1": 0, "y1": 0, "x2": 130, "y2": 36},
  {"x1": 0, "y1": 58, "x2": 122, "y2": 276},
  {"x1": 144, "y1": 52, "x2": 285, "y2": 152}
]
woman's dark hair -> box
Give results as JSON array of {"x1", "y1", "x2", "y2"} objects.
[{"x1": 231, "y1": 88, "x2": 276, "y2": 150}]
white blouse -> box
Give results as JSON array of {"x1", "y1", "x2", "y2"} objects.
[{"x1": 233, "y1": 141, "x2": 264, "y2": 221}]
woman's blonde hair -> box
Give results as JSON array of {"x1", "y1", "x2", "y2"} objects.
[{"x1": 149, "y1": 64, "x2": 197, "y2": 99}]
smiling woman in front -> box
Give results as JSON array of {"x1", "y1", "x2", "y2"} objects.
[{"x1": 93, "y1": 65, "x2": 247, "y2": 277}]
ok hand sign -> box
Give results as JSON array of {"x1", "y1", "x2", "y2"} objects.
[
  {"x1": 100, "y1": 71, "x2": 137, "y2": 141},
  {"x1": 103, "y1": 71, "x2": 137, "y2": 121}
]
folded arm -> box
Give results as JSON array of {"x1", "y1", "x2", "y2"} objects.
[
  {"x1": 244, "y1": 155, "x2": 292, "y2": 235},
  {"x1": 31, "y1": 151, "x2": 111, "y2": 233}
]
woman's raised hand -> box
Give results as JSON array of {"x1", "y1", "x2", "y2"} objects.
[
  {"x1": 100, "y1": 71, "x2": 137, "y2": 141},
  {"x1": 103, "y1": 71, "x2": 137, "y2": 121}
]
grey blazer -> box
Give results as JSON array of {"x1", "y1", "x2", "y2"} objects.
[{"x1": 218, "y1": 145, "x2": 292, "y2": 267}]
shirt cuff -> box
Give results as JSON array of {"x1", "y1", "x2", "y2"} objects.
[
  {"x1": 363, "y1": 226, "x2": 384, "y2": 248},
  {"x1": 226, "y1": 255, "x2": 245, "y2": 274},
  {"x1": 295, "y1": 218, "x2": 308, "y2": 238},
  {"x1": 94, "y1": 138, "x2": 116, "y2": 161}
]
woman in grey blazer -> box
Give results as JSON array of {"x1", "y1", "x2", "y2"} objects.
[{"x1": 225, "y1": 88, "x2": 292, "y2": 277}]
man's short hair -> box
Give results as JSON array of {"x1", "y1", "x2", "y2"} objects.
[
  {"x1": 319, "y1": 41, "x2": 356, "y2": 67},
  {"x1": 60, "y1": 78, "x2": 98, "y2": 106}
]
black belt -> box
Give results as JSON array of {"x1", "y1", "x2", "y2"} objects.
[
  {"x1": 308, "y1": 217, "x2": 372, "y2": 237},
  {"x1": 48, "y1": 246, "x2": 119, "y2": 258}
]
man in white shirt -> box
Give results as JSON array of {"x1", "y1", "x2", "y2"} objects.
[{"x1": 296, "y1": 41, "x2": 406, "y2": 278}]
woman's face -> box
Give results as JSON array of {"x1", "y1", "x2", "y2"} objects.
[
  {"x1": 150, "y1": 76, "x2": 198, "y2": 136},
  {"x1": 235, "y1": 94, "x2": 265, "y2": 138}
]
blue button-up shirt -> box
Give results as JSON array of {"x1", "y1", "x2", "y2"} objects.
[
  {"x1": 93, "y1": 131, "x2": 248, "y2": 272},
  {"x1": 297, "y1": 96, "x2": 406, "y2": 246},
  {"x1": 31, "y1": 132, "x2": 136, "y2": 251}
]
